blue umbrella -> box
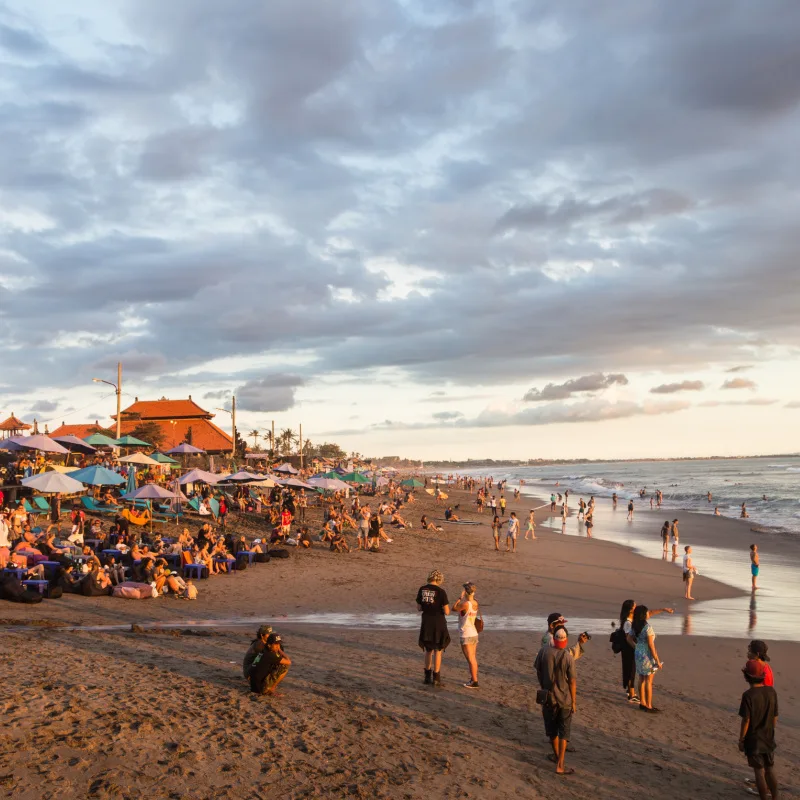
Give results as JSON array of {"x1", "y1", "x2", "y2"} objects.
[
  {"x1": 70, "y1": 465, "x2": 126, "y2": 486},
  {"x1": 126, "y1": 467, "x2": 137, "y2": 495}
]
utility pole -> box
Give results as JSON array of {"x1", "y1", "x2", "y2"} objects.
[
  {"x1": 299, "y1": 423, "x2": 303, "y2": 471},
  {"x1": 231, "y1": 394, "x2": 236, "y2": 457},
  {"x1": 271, "y1": 419, "x2": 275, "y2": 462},
  {"x1": 116, "y1": 362, "x2": 122, "y2": 439}
]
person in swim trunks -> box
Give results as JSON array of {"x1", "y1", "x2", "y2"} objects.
[{"x1": 750, "y1": 544, "x2": 760, "y2": 591}]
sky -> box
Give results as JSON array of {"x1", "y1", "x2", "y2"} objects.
[{"x1": 1, "y1": 0, "x2": 799, "y2": 461}]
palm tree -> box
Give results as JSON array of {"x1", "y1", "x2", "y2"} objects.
[
  {"x1": 279, "y1": 428, "x2": 298, "y2": 456},
  {"x1": 248, "y1": 429, "x2": 260, "y2": 450},
  {"x1": 302, "y1": 438, "x2": 314, "y2": 458}
]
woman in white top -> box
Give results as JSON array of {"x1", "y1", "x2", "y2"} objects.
[{"x1": 453, "y1": 582, "x2": 480, "y2": 689}]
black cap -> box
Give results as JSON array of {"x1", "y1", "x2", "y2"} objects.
[
  {"x1": 547, "y1": 612, "x2": 567, "y2": 626},
  {"x1": 749, "y1": 640, "x2": 770, "y2": 662},
  {"x1": 266, "y1": 633, "x2": 282, "y2": 645}
]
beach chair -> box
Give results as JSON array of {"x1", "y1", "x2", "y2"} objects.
[
  {"x1": 186, "y1": 498, "x2": 201, "y2": 513},
  {"x1": 33, "y1": 496, "x2": 51, "y2": 514},
  {"x1": 81, "y1": 497, "x2": 118, "y2": 516}
]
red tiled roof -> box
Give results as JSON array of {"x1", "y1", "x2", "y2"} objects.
[
  {"x1": 114, "y1": 398, "x2": 213, "y2": 421},
  {"x1": 50, "y1": 423, "x2": 109, "y2": 439},
  {"x1": 0, "y1": 414, "x2": 32, "y2": 432},
  {"x1": 118, "y1": 418, "x2": 233, "y2": 453}
]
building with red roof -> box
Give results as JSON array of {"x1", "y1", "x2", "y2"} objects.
[{"x1": 0, "y1": 414, "x2": 32, "y2": 439}]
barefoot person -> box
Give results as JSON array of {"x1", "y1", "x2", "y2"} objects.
[
  {"x1": 660, "y1": 520, "x2": 670, "y2": 557},
  {"x1": 249, "y1": 633, "x2": 291, "y2": 696},
  {"x1": 683, "y1": 545, "x2": 697, "y2": 600},
  {"x1": 627, "y1": 499, "x2": 634, "y2": 521},
  {"x1": 491, "y1": 514, "x2": 501, "y2": 551},
  {"x1": 616, "y1": 600, "x2": 673, "y2": 703},
  {"x1": 738, "y1": 659, "x2": 779, "y2": 800},
  {"x1": 453, "y1": 582, "x2": 480, "y2": 689},
  {"x1": 628, "y1": 605, "x2": 664, "y2": 713},
  {"x1": 534, "y1": 626, "x2": 577, "y2": 775},
  {"x1": 750, "y1": 544, "x2": 760, "y2": 591},
  {"x1": 505, "y1": 512, "x2": 519, "y2": 553},
  {"x1": 670, "y1": 519, "x2": 680, "y2": 558},
  {"x1": 525, "y1": 510, "x2": 537, "y2": 540},
  {"x1": 416, "y1": 569, "x2": 451, "y2": 686}
]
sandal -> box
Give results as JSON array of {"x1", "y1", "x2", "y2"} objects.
[{"x1": 556, "y1": 768, "x2": 575, "y2": 776}]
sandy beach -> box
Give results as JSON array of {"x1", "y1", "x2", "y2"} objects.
[{"x1": 2, "y1": 486, "x2": 798, "y2": 799}]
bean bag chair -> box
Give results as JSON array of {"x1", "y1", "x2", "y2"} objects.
[
  {"x1": 255, "y1": 552, "x2": 270, "y2": 563},
  {"x1": 0, "y1": 576, "x2": 44, "y2": 604},
  {"x1": 112, "y1": 581, "x2": 154, "y2": 600},
  {"x1": 269, "y1": 549, "x2": 290, "y2": 559}
]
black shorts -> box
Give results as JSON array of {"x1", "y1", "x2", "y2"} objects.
[
  {"x1": 542, "y1": 703, "x2": 572, "y2": 741},
  {"x1": 746, "y1": 751, "x2": 775, "y2": 769}
]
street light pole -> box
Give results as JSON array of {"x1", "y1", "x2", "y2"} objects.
[
  {"x1": 215, "y1": 396, "x2": 237, "y2": 459},
  {"x1": 92, "y1": 361, "x2": 122, "y2": 438}
]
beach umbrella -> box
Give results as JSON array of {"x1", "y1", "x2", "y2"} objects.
[
  {"x1": 219, "y1": 470, "x2": 263, "y2": 483},
  {"x1": 84, "y1": 433, "x2": 120, "y2": 447},
  {"x1": 150, "y1": 452, "x2": 180, "y2": 465},
  {"x1": 273, "y1": 463, "x2": 299, "y2": 475},
  {"x1": 70, "y1": 465, "x2": 126, "y2": 486},
  {"x1": 126, "y1": 467, "x2": 137, "y2": 495},
  {"x1": 1, "y1": 434, "x2": 69, "y2": 454},
  {"x1": 400, "y1": 478, "x2": 425, "y2": 489},
  {"x1": 178, "y1": 468, "x2": 221, "y2": 485},
  {"x1": 117, "y1": 452, "x2": 161, "y2": 466},
  {"x1": 249, "y1": 477, "x2": 277, "y2": 488},
  {"x1": 277, "y1": 477, "x2": 316, "y2": 490},
  {"x1": 52, "y1": 435, "x2": 97, "y2": 455},
  {"x1": 121, "y1": 484, "x2": 183, "y2": 533},
  {"x1": 166, "y1": 443, "x2": 206, "y2": 455},
  {"x1": 22, "y1": 471, "x2": 85, "y2": 494},
  {"x1": 114, "y1": 434, "x2": 151, "y2": 447},
  {"x1": 308, "y1": 476, "x2": 351, "y2": 492},
  {"x1": 341, "y1": 471, "x2": 370, "y2": 484}
]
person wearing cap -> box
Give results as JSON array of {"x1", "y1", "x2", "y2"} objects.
[
  {"x1": 249, "y1": 633, "x2": 292, "y2": 696},
  {"x1": 738, "y1": 659, "x2": 779, "y2": 799},
  {"x1": 748, "y1": 641, "x2": 773, "y2": 687},
  {"x1": 534, "y1": 626, "x2": 577, "y2": 775},
  {"x1": 416, "y1": 569, "x2": 451, "y2": 686},
  {"x1": 541, "y1": 613, "x2": 588, "y2": 661},
  {"x1": 242, "y1": 625, "x2": 273, "y2": 680}
]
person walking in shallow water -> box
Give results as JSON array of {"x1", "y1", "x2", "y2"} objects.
[{"x1": 627, "y1": 499, "x2": 634, "y2": 521}]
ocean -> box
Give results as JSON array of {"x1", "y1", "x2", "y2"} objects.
[{"x1": 468, "y1": 456, "x2": 800, "y2": 534}]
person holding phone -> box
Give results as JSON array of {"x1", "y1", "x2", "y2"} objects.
[
  {"x1": 453, "y1": 582, "x2": 480, "y2": 689},
  {"x1": 627, "y1": 605, "x2": 663, "y2": 713}
]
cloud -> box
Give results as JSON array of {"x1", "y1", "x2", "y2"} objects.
[
  {"x1": 92, "y1": 351, "x2": 167, "y2": 376},
  {"x1": 29, "y1": 400, "x2": 59, "y2": 413},
  {"x1": 786, "y1": 401, "x2": 800, "y2": 409},
  {"x1": 721, "y1": 378, "x2": 757, "y2": 390},
  {"x1": 203, "y1": 389, "x2": 231, "y2": 400},
  {"x1": 432, "y1": 410, "x2": 464, "y2": 421},
  {"x1": 234, "y1": 374, "x2": 305, "y2": 412},
  {"x1": 699, "y1": 399, "x2": 777, "y2": 407},
  {"x1": 725, "y1": 365, "x2": 753, "y2": 373},
  {"x1": 524, "y1": 373, "x2": 628, "y2": 402},
  {"x1": 650, "y1": 380, "x2": 705, "y2": 394}
]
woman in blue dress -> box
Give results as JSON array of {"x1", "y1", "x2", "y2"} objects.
[{"x1": 626, "y1": 605, "x2": 664, "y2": 713}]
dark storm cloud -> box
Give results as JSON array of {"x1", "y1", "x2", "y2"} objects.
[
  {"x1": 524, "y1": 373, "x2": 628, "y2": 402},
  {"x1": 235, "y1": 375, "x2": 306, "y2": 412},
  {"x1": 1, "y1": 0, "x2": 799, "y2": 406},
  {"x1": 650, "y1": 380, "x2": 705, "y2": 394}
]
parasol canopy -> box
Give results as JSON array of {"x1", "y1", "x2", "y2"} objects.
[
  {"x1": 0, "y1": 434, "x2": 69, "y2": 454},
  {"x1": 22, "y1": 471, "x2": 85, "y2": 494},
  {"x1": 52, "y1": 434, "x2": 97, "y2": 454},
  {"x1": 178, "y1": 468, "x2": 221, "y2": 485},
  {"x1": 84, "y1": 433, "x2": 119, "y2": 447},
  {"x1": 166, "y1": 442, "x2": 206, "y2": 455},
  {"x1": 70, "y1": 465, "x2": 126, "y2": 486},
  {"x1": 400, "y1": 478, "x2": 425, "y2": 489},
  {"x1": 122, "y1": 484, "x2": 182, "y2": 501},
  {"x1": 114, "y1": 434, "x2": 151, "y2": 447},
  {"x1": 272, "y1": 463, "x2": 299, "y2": 475},
  {"x1": 117, "y1": 453, "x2": 161, "y2": 466}
]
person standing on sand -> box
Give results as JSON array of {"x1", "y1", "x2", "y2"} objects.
[
  {"x1": 748, "y1": 641, "x2": 774, "y2": 686},
  {"x1": 612, "y1": 492, "x2": 618, "y2": 509},
  {"x1": 683, "y1": 545, "x2": 697, "y2": 600},
  {"x1": 616, "y1": 601, "x2": 673, "y2": 703},
  {"x1": 660, "y1": 521, "x2": 670, "y2": 557},
  {"x1": 671, "y1": 519, "x2": 680, "y2": 559},
  {"x1": 627, "y1": 605, "x2": 663, "y2": 713},
  {"x1": 751, "y1": 544, "x2": 760, "y2": 590},
  {"x1": 585, "y1": 511, "x2": 593, "y2": 537},
  {"x1": 534, "y1": 627, "x2": 577, "y2": 775},
  {"x1": 525, "y1": 510, "x2": 536, "y2": 540},
  {"x1": 738, "y1": 660, "x2": 780, "y2": 800},
  {"x1": 506, "y1": 512, "x2": 519, "y2": 552},
  {"x1": 416, "y1": 569, "x2": 451, "y2": 686},
  {"x1": 454, "y1": 582, "x2": 480, "y2": 689},
  {"x1": 499, "y1": 495, "x2": 506, "y2": 516},
  {"x1": 491, "y1": 515, "x2": 501, "y2": 551},
  {"x1": 627, "y1": 499, "x2": 634, "y2": 521}
]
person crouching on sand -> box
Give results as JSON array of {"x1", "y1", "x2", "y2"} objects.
[
  {"x1": 453, "y1": 582, "x2": 480, "y2": 689},
  {"x1": 416, "y1": 569, "x2": 451, "y2": 686},
  {"x1": 243, "y1": 625, "x2": 273, "y2": 680},
  {"x1": 249, "y1": 633, "x2": 291, "y2": 696}
]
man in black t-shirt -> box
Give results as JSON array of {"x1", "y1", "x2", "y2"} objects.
[
  {"x1": 738, "y1": 659, "x2": 779, "y2": 799},
  {"x1": 249, "y1": 633, "x2": 291, "y2": 696},
  {"x1": 415, "y1": 570, "x2": 451, "y2": 685}
]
